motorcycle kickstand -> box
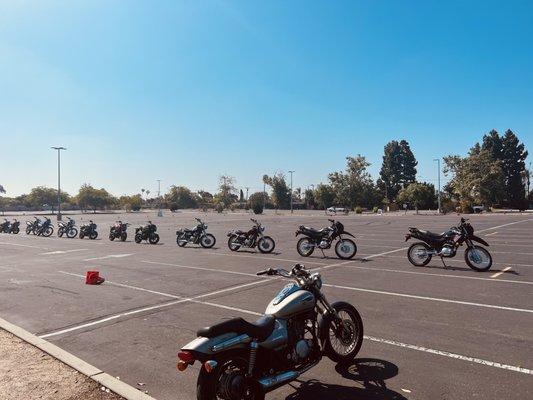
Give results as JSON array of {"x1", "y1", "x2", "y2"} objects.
[
  {"x1": 320, "y1": 248, "x2": 326, "y2": 258},
  {"x1": 439, "y1": 256, "x2": 449, "y2": 268}
]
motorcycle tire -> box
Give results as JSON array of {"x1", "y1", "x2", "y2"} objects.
[
  {"x1": 227, "y1": 235, "x2": 241, "y2": 251},
  {"x1": 12, "y1": 227, "x2": 19, "y2": 234},
  {"x1": 121, "y1": 232, "x2": 127, "y2": 242},
  {"x1": 58, "y1": 227, "x2": 64, "y2": 237},
  {"x1": 149, "y1": 233, "x2": 160, "y2": 244},
  {"x1": 79, "y1": 232, "x2": 85, "y2": 239},
  {"x1": 89, "y1": 231, "x2": 98, "y2": 240},
  {"x1": 200, "y1": 234, "x2": 216, "y2": 248},
  {"x1": 67, "y1": 228, "x2": 78, "y2": 239},
  {"x1": 407, "y1": 242, "x2": 432, "y2": 267},
  {"x1": 177, "y1": 234, "x2": 187, "y2": 247},
  {"x1": 258, "y1": 236, "x2": 275, "y2": 254},
  {"x1": 464, "y1": 246, "x2": 492, "y2": 272},
  {"x1": 334, "y1": 239, "x2": 357, "y2": 259},
  {"x1": 43, "y1": 226, "x2": 53, "y2": 237},
  {"x1": 26, "y1": 226, "x2": 32, "y2": 235},
  {"x1": 134, "y1": 233, "x2": 142, "y2": 243},
  {"x1": 109, "y1": 234, "x2": 115, "y2": 241},
  {"x1": 296, "y1": 237, "x2": 314, "y2": 257},
  {"x1": 324, "y1": 301, "x2": 364, "y2": 364}
]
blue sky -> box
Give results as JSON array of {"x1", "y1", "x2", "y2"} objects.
[{"x1": 1, "y1": 0, "x2": 531, "y2": 197}]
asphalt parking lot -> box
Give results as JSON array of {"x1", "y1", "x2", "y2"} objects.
[{"x1": 0, "y1": 210, "x2": 532, "y2": 399}]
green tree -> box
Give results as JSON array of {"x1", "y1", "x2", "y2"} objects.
[
  {"x1": 165, "y1": 186, "x2": 198, "y2": 209},
  {"x1": 314, "y1": 184, "x2": 336, "y2": 209},
  {"x1": 397, "y1": 182, "x2": 436, "y2": 213},
  {"x1": 119, "y1": 194, "x2": 142, "y2": 211},
  {"x1": 444, "y1": 149, "x2": 505, "y2": 211},
  {"x1": 27, "y1": 186, "x2": 70, "y2": 209},
  {"x1": 379, "y1": 140, "x2": 418, "y2": 201},
  {"x1": 216, "y1": 175, "x2": 237, "y2": 205},
  {"x1": 304, "y1": 189, "x2": 315, "y2": 209},
  {"x1": 248, "y1": 192, "x2": 264, "y2": 214},
  {"x1": 263, "y1": 173, "x2": 291, "y2": 209},
  {"x1": 76, "y1": 184, "x2": 115, "y2": 212}
]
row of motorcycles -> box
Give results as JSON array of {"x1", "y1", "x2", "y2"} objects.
[
  {"x1": 0, "y1": 219, "x2": 20, "y2": 234},
  {"x1": 177, "y1": 218, "x2": 494, "y2": 399}
]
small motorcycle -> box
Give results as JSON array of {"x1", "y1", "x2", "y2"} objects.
[
  {"x1": 79, "y1": 220, "x2": 98, "y2": 240},
  {"x1": 26, "y1": 217, "x2": 42, "y2": 235},
  {"x1": 178, "y1": 264, "x2": 364, "y2": 400},
  {"x1": 35, "y1": 217, "x2": 54, "y2": 237},
  {"x1": 295, "y1": 219, "x2": 357, "y2": 259},
  {"x1": 58, "y1": 217, "x2": 78, "y2": 238},
  {"x1": 227, "y1": 218, "x2": 275, "y2": 253},
  {"x1": 405, "y1": 218, "x2": 492, "y2": 271},
  {"x1": 135, "y1": 221, "x2": 159, "y2": 244},
  {"x1": 176, "y1": 218, "x2": 215, "y2": 248},
  {"x1": 109, "y1": 221, "x2": 129, "y2": 241},
  {"x1": 1, "y1": 219, "x2": 19, "y2": 234}
]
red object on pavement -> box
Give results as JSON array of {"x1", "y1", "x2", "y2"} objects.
[{"x1": 85, "y1": 270, "x2": 105, "y2": 285}]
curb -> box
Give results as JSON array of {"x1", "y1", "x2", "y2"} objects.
[{"x1": 0, "y1": 317, "x2": 156, "y2": 400}]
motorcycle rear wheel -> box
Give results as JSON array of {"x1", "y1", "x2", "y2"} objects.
[
  {"x1": 12, "y1": 227, "x2": 19, "y2": 234},
  {"x1": 58, "y1": 227, "x2": 64, "y2": 237},
  {"x1": 407, "y1": 242, "x2": 432, "y2": 266},
  {"x1": 89, "y1": 231, "x2": 98, "y2": 240},
  {"x1": 296, "y1": 238, "x2": 314, "y2": 257},
  {"x1": 43, "y1": 227, "x2": 53, "y2": 237},
  {"x1": 149, "y1": 233, "x2": 160, "y2": 244},
  {"x1": 134, "y1": 233, "x2": 142, "y2": 243},
  {"x1": 120, "y1": 232, "x2": 127, "y2": 241},
  {"x1": 227, "y1": 235, "x2": 241, "y2": 251},
  {"x1": 67, "y1": 228, "x2": 78, "y2": 239},
  {"x1": 177, "y1": 234, "x2": 187, "y2": 247}
]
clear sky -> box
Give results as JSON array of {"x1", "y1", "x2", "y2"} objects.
[{"x1": 1, "y1": 0, "x2": 531, "y2": 197}]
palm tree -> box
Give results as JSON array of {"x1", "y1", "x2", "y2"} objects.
[{"x1": 0, "y1": 185, "x2": 5, "y2": 194}]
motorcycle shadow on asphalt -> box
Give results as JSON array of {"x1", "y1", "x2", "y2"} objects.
[
  {"x1": 232, "y1": 250, "x2": 282, "y2": 255},
  {"x1": 285, "y1": 358, "x2": 407, "y2": 400},
  {"x1": 417, "y1": 263, "x2": 519, "y2": 276}
]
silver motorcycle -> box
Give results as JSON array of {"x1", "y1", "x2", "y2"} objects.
[{"x1": 178, "y1": 264, "x2": 364, "y2": 400}]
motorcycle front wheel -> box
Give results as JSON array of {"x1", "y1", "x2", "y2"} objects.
[
  {"x1": 120, "y1": 232, "x2": 127, "y2": 241},
  {"x1": 407, "y1": 242, "x2": 432, "y2": 266},
  {"x1": 43, "y1": 226, "x2": 54, "y2": 237},
  {"x1": 296, "y1": 237, "x2": 314, "y2": 257},
  {"x1": 465, "y1": 246, "x2": 492, "y2": 272},
  {"x1": 149, "y1": 233, "x2": 160, "y2": 244},
  {"x1": 200, "y1": 234, "x2": 216, "y2": 248},
  {"x1": 57, "y1": 227, "x2": 64, "y2": 237},
  {"x1": 335, "y1": 239, "x2": 357, "y2": 259},
  {"x1": 89, "y1": 231, "x2": 98, "y2": 240},
  {"x1": 26, "y1": 226, "x2": 32, "y2": 235},
  {"x1": 196, "y1": 355, "x2": 264, "y2": 400},
  {"x1": 258, "y1": 236, "x2": 275, "y2": 254},
  {"x1": 12, "y1": 227, "x2": 19, "y2": 234},
  {"x1": 324, "y1": 301, "x2": 364, "y2": 364},
  {"x1": 134, "y1": 233, "x2": 142, "y2": 243}
]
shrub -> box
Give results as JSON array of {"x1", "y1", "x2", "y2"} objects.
[
  {"x1": 131, "y1": 204, "x2": 141, "y2": 212},
  {"x1": 355, "y1": 206, "x2": 363, "y2": 214},
  {"x1": 248, "y1": 192, "x2": 264, "y2": 215}
]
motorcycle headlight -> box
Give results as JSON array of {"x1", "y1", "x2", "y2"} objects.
[{"x1": 260, "y1": 226, "x2": 265, "y2": 232}]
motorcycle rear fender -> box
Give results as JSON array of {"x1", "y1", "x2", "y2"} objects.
[
  {"x1": 181, "y1": 333, "x2": 251, "y2": 362},
  {"x1": 470, "y1": 235, "x2": 489, "y2": 246}
]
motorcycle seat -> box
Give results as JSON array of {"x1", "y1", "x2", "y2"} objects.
[
  {"x1": 234, "y1": 230, "x2": 247, "y2": 235},
  {"x1": 301, "y1": 226, "x2": 327, "y2": 236},
  {"x1": 413, "y1": 229, "x2": 447, "y2": 240},
  {"x1": 197, "y1": 315, "x2": 275, "y2": 342}
]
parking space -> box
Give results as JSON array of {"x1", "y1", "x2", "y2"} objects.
[{"x1": 0, "y1": 211, "x2": 532, "y2": 399}]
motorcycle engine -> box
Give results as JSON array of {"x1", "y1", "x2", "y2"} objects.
[
  {"x1": 440, "y1": 244, "x2": 456, "y2": 257},
  {"x1": 287, "y1": 315, "x2": 317, "y2": 364},
  {"x1": 318, "y1": 240, "x2": 329, "y2": 249}
]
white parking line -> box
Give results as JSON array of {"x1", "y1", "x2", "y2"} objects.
[
  {"x1": 84, "y1": 254, "x2": 133, "y2": 261},
  {"x1": 40, "y1": 249, "x2": 88, "y2": 255},
  {"x1": 485, "y1": 232, "x2": 498, "y2": 236},
  {"x1": 491, "y1": 267, "x2": 512, "y2": 279},
  {"x1": 323, "y1": 283, "x2": 533, "y2": 313},
  {"x1": 363, "y1": 247, "x2": 409, "y2": 260},
  {"x1": 0, "y1": 242, "x2": 49, "y2": 250},
  {"x1": 477, "y1": 219, "x2": 533, "y2": 232},
  {"x1": 47, "y1": 272, "x2": 533, "y2": 375}
]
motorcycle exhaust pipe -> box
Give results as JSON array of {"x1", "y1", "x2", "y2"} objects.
[{"x1": 258, "y1": 370, "x2": 300, "y2": 391}]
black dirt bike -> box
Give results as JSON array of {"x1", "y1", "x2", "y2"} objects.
[
  {"x1": 176, "y1": 218, "x2": 215, "y2": 248},
  {"x1": 405, "y1": 218, "x2": 492, "y2": 271},
  {"x1": 135, "y1": 221, "x2": 160, "y2": 244},
  {"x1": 227, "y1": 218, "x2": 275, "y2": 253},
  {"x1": 79, "y1": 220, "x2": 98, "y2": 240},
  {"x1": 34, "y1": 217, "x2": 54, "y2": 237},
  {"x1": 295, "y1": 219, "x2": 357, "y2": 259},
  {"x1": 1, "y1": 219, "x2": 19, "y2": 234},
  {"x1": 58, "y1": 217, "x2": 78, "y2": 238},
  {"x1": 109, "y1": 221, "x2": 129, "y2": 241}
]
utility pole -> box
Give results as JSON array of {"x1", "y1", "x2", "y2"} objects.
[
  {"x1": 288, "y1": 170, "x2": 295, "y2": 214},
  {"x1": 51, "y1": 147, "x2": 66, "y2": 221},
  {"x1": 434, "y1": 158, "x2": 441, "y2": 214},
  {"x1": 263, "y1": 182, "x2": 266, "y2": 210},
  {"x1": 157, "y1": 179, "x2": 162, "y2": 217},
  {"x1": 245, "y1": 187, "x2": 249, "y2": 201}
]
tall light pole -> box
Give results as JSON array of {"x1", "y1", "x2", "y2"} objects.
[
  {"x1": 51, "y1": 147, "x2": 66, "y2": 221},
  {"x1": 157, "y1": 179, "x2": 162, "y2": 217},
  {"x1": 245, "y1": 187, "x2": 249, "y2": 202},
  {"x1": 288, "y1": 170, "x2": 295, "y2": 214},
  {"x1": 434, "y1": 158, "x2": 441, "y2": 214}
]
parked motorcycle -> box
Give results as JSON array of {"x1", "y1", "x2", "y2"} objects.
[
  {"x1": 35, "y1": 217, "x2": 54, "y2": 237},
  {"x1": 26, "y1": 217, "x2": 42, "y2": 235},
  {"x1": 79, "y1": 220, "x2": 98, "y2": 240},
  {"x1": 58, "y1": 217, "x2": 78, "y2": 238},
  {"x1": 227, "y1": 218, "x2": 275, "y2": 253},
  {"x1": 135, "y1": 221, "x2": 159, "y2": 244},
  {"x1": 1, "y1": 219, "x2": 19, "y2": 234},
  {"x1": 295, "y1": 219, "x2": 357, "y2": 259},
  {"x1": 176, "y1": 218, "x2": 215, "y2": 248},
  {"x1": 109, "y1": 221, "x2": 129, "y2": 241},
  {"x1": 405, "y1": 218, "x2": 492, "y2": 271},
  {"x1": 178, "y1": 263, "x2": 364, "y2": 400}
]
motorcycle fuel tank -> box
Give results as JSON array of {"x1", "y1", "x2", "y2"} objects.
[{"x1": 265, "y1": 283, "x2": 315, "y2": 318}]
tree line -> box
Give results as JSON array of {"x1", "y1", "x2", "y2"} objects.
[{"x1": 0, "y1": 130, "x2": 530, "y2": 214}]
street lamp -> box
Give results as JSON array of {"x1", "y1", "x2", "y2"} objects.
[
  {"x1": 157, "y1": 179, "x2": 163, "y2": 217},
  {"x1": 288, "y1": 170, "x2": 295, "y2": 214},
  {"x1": 433, "y1": 158, "x2": 441, "y2": 214},
  {"x1": 51, "y1": 147, "x2": 66, "y2": 221}
]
